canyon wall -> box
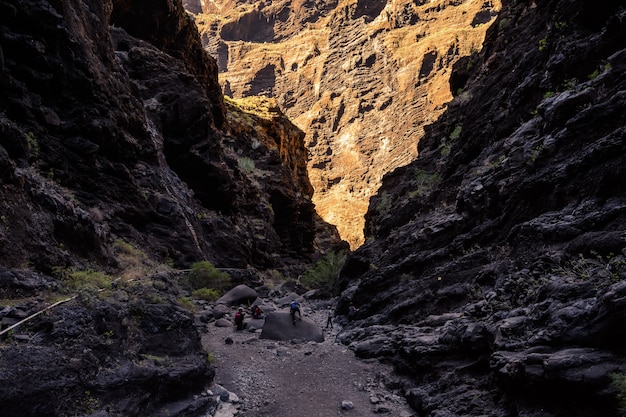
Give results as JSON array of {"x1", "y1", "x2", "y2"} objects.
[
  {"x1": 193, "y1": 0, "x2": 501, "y2": 248},
  {"x1": 337, "y1": 1, "x2": 626, "y2": 416},
  {"x1": 0, "y1": 0, "x2": 344, "y2": 415}
]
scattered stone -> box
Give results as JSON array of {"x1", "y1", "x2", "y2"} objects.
[
  {"x1": 196, "y1": 309, "x2": 214, "y2": 323},
  {"x1": 225, "y1": 337, "x2": 234, "y2": 345},
  {"x1": 214, "y1": 401, "x2": 239, "y2": 417},
  {"x1": 212, "y1": 304, "x2": 231, "y2": 319},
  {"x1": 374, "y1": 404, "x2": 392, "y2": 413},
  {"x1": 341, "y1": 400, "x2": 355, "y2": 410},
  {"x1": 216, "y1": 318, "x2": 233, "y2": 327},
  {"x1": 212, "y1": 384, "x2": 231, "y2": 402}
]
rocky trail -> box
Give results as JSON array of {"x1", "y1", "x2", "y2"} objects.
[{"x1": 200, "y1": 303, "x2": 415, "y2": 417}]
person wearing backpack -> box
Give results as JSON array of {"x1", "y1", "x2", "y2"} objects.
[
  {"x1": 234, "y1": 307, "x2": 245, "y2": 330},
  {"x1": 289, "y1": 300, "x2": 301, "y2": 324}
]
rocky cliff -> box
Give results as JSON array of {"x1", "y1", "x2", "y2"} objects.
[
  {"x1": 337, "y1": 1, "x2": 626, "y2": 416},
  {"x1": 192, "y1": 0, "x2": 502, "y2": 248},
  {"x1": 0, "y1": 0, "x2": 344, "y2": 415}
]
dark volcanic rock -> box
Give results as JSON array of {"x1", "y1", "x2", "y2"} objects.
[
  {"x1": 0, "y1": 0, "x2": 344, "y2": 415},
  {"x1": 0, "y1": 0, "x2": 344, "y2": 273},
  {"x1": 0, "y1": 274, "x2": 216, "y2": 417},
  {"x1": 338, "y1": 2, "x2": 626, "y2": 417},
  {"x1": 259, "y1": 311, "x2": 324, "y2": 342}
]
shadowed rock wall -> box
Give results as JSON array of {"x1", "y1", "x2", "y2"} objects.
[
  {"x1": 0, "y1": 0, "x2": 345, "y2": 415},
  {"x1": 336, "y1": 1, "x2": 626, "y2": 416}
]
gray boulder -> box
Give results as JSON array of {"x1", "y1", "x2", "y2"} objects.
[
  {"x1": 275, "y1": 292, "x2": 304, "y2": 307},
  {"x1": 212, "y1": 304, "x2": 231, "y2": 319},
  {"x1": 215, "y1": 318, "x2": 233, "y2": 327},
  {"x1": 246, "y1": 318, "x2": 266, "y2": 331},
  {"x1": 259, "y1": 312, "x2": 324, "y2": 342},
  {"x1": 216, "y1": 284, "x2": 258, "y2": 306}
]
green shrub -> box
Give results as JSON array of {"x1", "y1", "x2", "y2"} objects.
[
  {"x1": 54, "y1": 267, "x2": 112, "y2": 292},
  {"x1": 146, "y1": 292, "x2": 166, "y2": 304},
  {"x1": 238, "y1": 157, "x2": 255, "y2": 174},
  {"x1": 611, "y1": 372, "x2": 626, "y2": 416},
  {"x1": 375, "y1": 192, "x2": 392, "y2": 213},
  {"x1": 26, "y1": 131, "x2": 39, "y2": 158},
  {"x1": 588, "y1": 69, "x2": 600, "y2": 80},
  {"x1": 562, "y1": 78, "x2": 578, "y2": 91},
  {"x1": 191, "y1": 287, "x2": 220, "y2": 301},
  {"x1": 300, "y1": 250, "x2": 348, "y2": 296},
  {"x1": 177, "y1": 297, "x2": 195, "y2": 311},
  {"x1": 554, "y1": 21, "x2": 567, "y2": 31},
  {"x1": 76, "y1": 283, "x2": 101, "y2": 306},
  {"x1": 449, "y1": 124, "x2": 462, "y2": 140},
  {"x1": 413, "y1": 169, "x2": 442, "y2": 197},
  {"x1": 188, "y1": 261, "x2": 231, "y2": 291}
]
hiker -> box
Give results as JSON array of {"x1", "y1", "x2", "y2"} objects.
[
  {"x1": 251, "y1": 304, "x2": 264, "y2": 319},
  {"x1": 289, "y1": 300, "x2": 302, "y2": 324},
  {"x1": 326, "y1": 306, "x2": 334, "y2": 329},
  {"x1": 234, "y1": 307, "x2": 245, "y2": 330}
]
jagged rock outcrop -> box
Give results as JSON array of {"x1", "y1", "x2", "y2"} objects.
[
  {"x1": 0, "y1": 270, "x2": 217, "y2": 417},
  {"x1": 193, "y1": 0, "x2": 501, "y2": 248},
  {"x1": 0, "y1": 0, "x2": 344, "y2": 415},
  {"x1": 336, "y1": 1, "x2": 626, "y2": 416}
]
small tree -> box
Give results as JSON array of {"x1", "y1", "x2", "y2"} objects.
[
  {"x1": 188, "y1": 261, "x2": 230, "y2": 292},
  {"x1": 300, "y1": 250, "x2": 347, "y2": 297}
]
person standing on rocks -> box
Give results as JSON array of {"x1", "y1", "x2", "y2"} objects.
[
  {"x1": 326, "y1": 306, "x2": 334, "y2": 329},
  {"x1": 290, "y1": 300, "x2": 301, "y2": 324},
  {"x1": 234, "y1": 307, "x2": 245, "y2": 330}
]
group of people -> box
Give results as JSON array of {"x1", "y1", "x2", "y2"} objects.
[
  {"x1": 233, "y1": 301, "x2": 358, "y2": 330},
  {"x1": 233, "y1": 304, "x2": 265, "y2": 330}
]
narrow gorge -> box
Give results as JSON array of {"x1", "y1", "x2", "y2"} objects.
[
  {"x1": 1, "y1": 0, "x2": 626, "y2": 417},
  {"x1": 191, "y1": 0, "x2": 501, "y2": 248}
]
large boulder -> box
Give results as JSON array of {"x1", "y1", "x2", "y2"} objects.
[
  {"x1": 275, "y1": 292, "x2": 304, "y2": 307},
  {"x1": 259, "y1": 312, "x2": 324, "y2": 342},
  {"x1": 216, "y1": 284, "x2": 258, "y2": 306}
]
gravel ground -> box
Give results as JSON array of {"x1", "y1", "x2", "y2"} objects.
[{"x1": 200, "y1": 306, "x2": 415, "y2": 417}]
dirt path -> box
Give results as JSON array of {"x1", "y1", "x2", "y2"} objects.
[{"x1": 201, "y1": 309, "x2": 415, "y2": 417}]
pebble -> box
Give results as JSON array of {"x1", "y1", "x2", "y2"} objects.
[{"x1": 341, "y1": 400, "x2": 355, "y2": 410}]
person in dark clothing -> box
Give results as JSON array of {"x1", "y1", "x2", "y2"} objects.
[
  {"x1": 290, "y1": 300, "x2": 301, "y2": 324},
  {"x1": 326, "y1": 306, "x2": 334, "y2": 329},
  {"x1": 251, "y1": 304, "x2": 264, "y2": 319},
  {"x1": 234, "y1": 307, "x2": 245, "y2": 330}
]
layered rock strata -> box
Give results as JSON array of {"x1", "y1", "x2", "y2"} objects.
[
  {"x1": 337, "y1": 1, "x2": 626, "y2": 416},
  {"x1": 193, "y1": 0, "x2": 501, "y2": 248}
]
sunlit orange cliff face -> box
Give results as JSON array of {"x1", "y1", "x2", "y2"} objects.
[{"x1": 191, "y1": 0, "x2": 502, "y2": 248}]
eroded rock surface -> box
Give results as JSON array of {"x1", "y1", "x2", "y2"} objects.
[
  {"x1": 194, "y1": 0, "x2": 502, "y2": 247},
  {"x1": 0, "y1": 0, "x2": 344, "y2": 415},
  {"x1": 336, "y1": 2, "x2": 626, "y2": 417}
]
